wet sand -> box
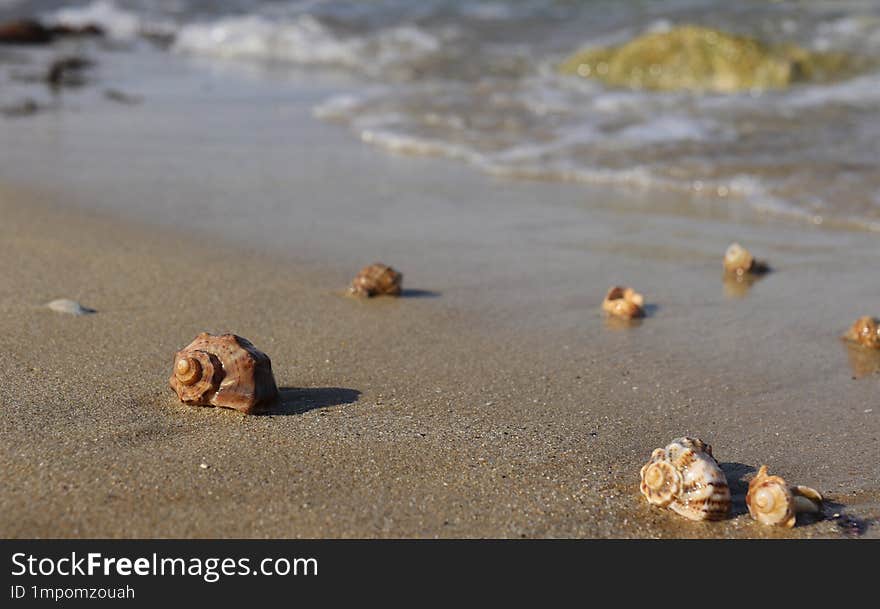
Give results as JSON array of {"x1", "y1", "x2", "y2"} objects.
[
  {"x1": 1, "y1": 185, "x2": 878, "y2": 538},
  {"x1": 0, "y1": 47, "x2": 878, "y2": 539}
]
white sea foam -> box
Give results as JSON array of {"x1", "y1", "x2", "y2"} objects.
[
  {"x1": 615, "y1": 116, "x2": 723, "y2": 143},
  {"x1": 174, "y1": 14, "x2": 449, "y2": 76},
  {"x1": 787, "y1": 72, "x2": 880, "y2": 107},
  {"x1": 57, "y1": 0, "x2": 877, "y2": 229},
  {"x1": 45, "y1": 1, "x2": 144, "y2": 40}
]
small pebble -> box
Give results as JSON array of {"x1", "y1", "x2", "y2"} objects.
[
  {"x1": 199, "y1": 463, "x2": 209, "y2": 469},
  {"x1": 46, "y1": 298, "x2": 95, "y2": 315}
]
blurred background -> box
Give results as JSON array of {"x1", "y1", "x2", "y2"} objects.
[{"x1": 1, "y1": 0, "x2": 879, "y2": 232}]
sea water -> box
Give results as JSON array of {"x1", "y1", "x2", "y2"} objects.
[{"x1": 4, "y1": 0, "x2": 880, "y2": 230}]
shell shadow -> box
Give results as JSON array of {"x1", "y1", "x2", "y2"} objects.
[
  {"x1": 823, "y1": 502, "x2": 872, "y2": 537},
  {"x1": 719, "y1": 461, "x2": 756, "y2": 517},
  {"x1": 400, "y1": 289, "x2": 441, "y2": 299},
  {"x1": 257, "y1": 387, "x2": 361, "y2": 416}
]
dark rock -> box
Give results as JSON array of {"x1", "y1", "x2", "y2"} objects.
[
  {"x1": 47, "y1": 56, "x2": 93, "y2": 88},
  {"x1": 0, "y1": 19, "x2": 105, "y2": 46},
  {"x1": 0, "y1": 19, "x2": 53, "y2": 45},
  {"x1": 48, "y1": 24, "x2": 106, "y2": 39}
]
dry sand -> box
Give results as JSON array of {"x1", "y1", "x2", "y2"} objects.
[{"x1": 0, "y1": 186, "x2": 877, "y2": 539}]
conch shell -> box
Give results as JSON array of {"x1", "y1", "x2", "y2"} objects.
[
  {"x1": 602, "y1": 286, "x2": 644, "y2": 320},
  {"x1": 640, "y1": 437, "x2": 731, "y2": 521},
  {"x1": 350, "y1": 263, "x2": 402, "y2": 297},
  {"x1": 169, "y1": 333, "x2": 279, "y2": 414},
  {"x1": 746, "y1": 465, "x2": 823, "y2": 528},
  {"x1": 843, "y1": 316, "x2": 880, "y2": 349},
  {"x1": 723, "y1": 242, "x2": 755, "y2": 276}
]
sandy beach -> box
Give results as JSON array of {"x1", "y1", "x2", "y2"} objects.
[
  {"x1": 1, "y1": 1, "x2": 879, "y2": 539},
  {"x1": 1, "y1": 175, "x2": 878, "y2": 539}
]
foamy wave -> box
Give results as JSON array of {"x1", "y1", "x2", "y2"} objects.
[
  {"x1": 43, "y1": 0, "x2": 174, "y2": 41},
  {"x1": 615, "y1": 116, "x2": 728, "y2": 143},
  {"x1": 174, "y1": 14, "x2": 450, "y2": 75},
  {"x1": 788, "y1": 72, "x2": 880, "y2": 107}
]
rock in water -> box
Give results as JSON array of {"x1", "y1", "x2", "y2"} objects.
[
  {"x1": 559, "y1": 25, "x2": 851, "y2": 93},
  {"x1": 0, "y1": 20, "x2": 53, "y2": 45},
  {"x1": 46, "y1": 298, "x2": 96, "y2": 315},
  {"x1": 0, "y1": 19, "x2": 104, "y2": 45}
]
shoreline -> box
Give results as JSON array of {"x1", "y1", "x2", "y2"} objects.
[{"x1": 1, "y1": 184, "x2": 877, "y2": 538}]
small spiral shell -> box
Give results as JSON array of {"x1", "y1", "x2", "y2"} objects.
[
  {"x1": 844, "y1": 316, "x2": 880, "y2": 349},
  {"x1": 602, "y1": 286, "x2": 644, "y2": 320},
  {"x1": 350, "y1": 263, "x2": 403, "y2": 297},
  {"x1": 746, "y1": 465, "x2": 823, "y2": 528},
  {"x1": 723, "y1": 243, "x2": 755, "y2": 276},
  {"x1": 639, "y1": 437, "x2": 730, "y2": 521},
  {"x1": 746, "y1": 465, "x2": 795, "y2": 527}
]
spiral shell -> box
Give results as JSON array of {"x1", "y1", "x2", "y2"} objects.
[
  {"x1": 723, "y1": 243, "x2": 755, "y2": 276},
  {"x1": 169, "y1": 333, "x2": 279, "y2": 414},
  {"x1": 350, "y1": 263, "x2": 403, "y2": 297},
  {"x1": 602, "y1": 286, "x2": 644, "y2": 320},
  {"x1": 639, "y1": 437, "x2": 730, "y2": 521},
  {"x1": 843, "y1": 316, "x2": 880, "y2": 349},
  {"x1": 746, "y1": 465, "x2": 823, "y2": 528},
  {"x1": 746, "y1": 465, "x2": 795, "y2": 527}
]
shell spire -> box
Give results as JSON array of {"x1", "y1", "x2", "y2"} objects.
[
  {"x1": 169, "y1": 333, "x2": 279, "y2": 414},
  {"x1": 639, "y1": 437, "x2": 730, "y2": 521}
]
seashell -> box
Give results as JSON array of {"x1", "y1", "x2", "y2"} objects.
[
  {"x1": 169, "y1": 333, "x2": 278, "y2": 414},
  {"x1": 349, "y1": 263, "x2": 402, "y2": 297},
  {"x1": 602, "y1": 286, "x2": 644, "y2": 320},
  {"x1": 746, "y1": 465, "x2": 823, "y2": 528},
  {"x1": 639, "y1": 436, "x2": 730, "y2": 521},
  {"x1": 46, "y1": 298, "x2": 95, "y2": 316},
  {"x1": 723, "y1": 242, "x2": 755, "y2": 276},
  {"x1": 843, "y1": 316, "x2": 880, "y2": 349}
]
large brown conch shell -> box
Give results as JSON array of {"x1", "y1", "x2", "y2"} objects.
[
  {"x1": 169, "y1": 333, "x2": 279, "y2": 414},
  {"x1": 746, "y1": 465, "x2": 823, "y2": 528},
  {"x1": 602, "y1": 286, "x2": 644, "y2": 320},
  {"x1": 843, "y1": 316, "x2": 880, "y2": 349},
  {"x1": 639, "y1": 437, "x2": 730, "y2": 521},
  {"x1": 350, "y1": 263, "x2": 402, "y2": 297}
]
